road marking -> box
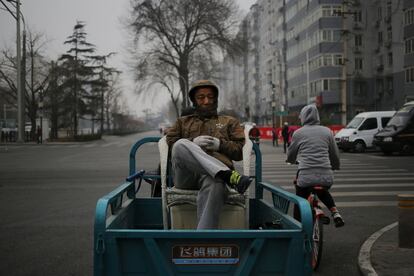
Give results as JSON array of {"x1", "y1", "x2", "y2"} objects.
[
  {"x1": 336, "y1": 201, "x2": 396, "y2": 207},
  {"x1": 101, "y1": 142, "x2": 119, "y2": 148},
  {"x1": 332, "y1": 191, "x2": 414, "y2": 197},
  {"x1": 281, "y1": 183, "x2": 414, "y2": 190},
  {"x1": 358, "y1": 222, "x2": 398, "y2": 276},
  {"x1": 264, "y1": 172, "x2": 412, "y2": 177},
  {"x1": 83, "y1": 143, "x2": 98, "y2": 148}
]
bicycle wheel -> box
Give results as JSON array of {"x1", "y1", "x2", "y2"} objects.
[{"x1": 311, "y1": 216, "x2": 324, "y2": 270}]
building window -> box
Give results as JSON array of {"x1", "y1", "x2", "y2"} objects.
[
  {"x1": 388, "y1": 52, "x2": 393, "y2": 66},
  {"x1": 334, "y1": 54, "x2": 344, "y2": 65},
  {"x1": 386, "y1": 1, "x2": 392, "y2": 17},
  {"x1": 386, "y1": 77, "x2": 393, "y2": 93},
  {"x1": 378, "y1": 6, "x2": 382, "y2": 20},
  {"x1": 404, "y1": 8, "x2": 414, "y2": 26},
  {"x1": 355, "y1": 11, "x2": 362, "y2": 22},
  {"x1": 323, "y1": 79, "x2": 329, "y2": 90},
  {"x1": 355, "y1": 58, "x2": 363, "y2": 70},
  {"x1": 378, "y1": 32, "x2": 383, "y2": 44},
  {"x1": 355, "y1": 35, "x2": 362, "y2": 47},
  {"x1": 376, "y1": 79, "x2": 384, "y2": 94},
  {"x1": 323, "y1": 55, "x2": 333, "y2": 66},
  {"x1": 405, "y1": 37, "x2": 414, "y2": 54},
  {"x1": 405, "y1": 67, "x2": 414, "y2": 83}
]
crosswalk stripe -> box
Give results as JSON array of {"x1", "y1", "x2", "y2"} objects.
[
  {"x1": 280, "y1": 183, "x2": 414, "y2": 190},
  {"x1": 336, "y1": 201, "x2": 396, "y2": 207},
  {"x1": 264, "y1": 171, "x2": 413, "y2": 176},
  {"x1": 332, "y1": 191, "x2": 414, "y2": 196}
]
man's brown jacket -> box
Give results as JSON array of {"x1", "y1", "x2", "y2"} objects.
[{"x1": 166, "y1": 114, "x2": 245, "y2": 169}]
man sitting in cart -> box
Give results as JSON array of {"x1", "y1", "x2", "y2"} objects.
[{"x1": 166, "y1": 79, "x2": 252, "y2": 229}]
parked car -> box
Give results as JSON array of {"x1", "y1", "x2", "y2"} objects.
[
  {"x1": 373, "y1": 101, "x2": 414, "y2": 155},
  {"x1": 334, "y1": 111, "x2": 395, "y2": 153}
]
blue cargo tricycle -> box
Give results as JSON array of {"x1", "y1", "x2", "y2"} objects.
[{"x1": 94, "y1": 137, "x2": 313, "y2": 275}]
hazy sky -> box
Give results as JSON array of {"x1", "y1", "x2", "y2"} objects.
[{"x1": 0, "y1": 0, "x2": 256, "y2": 117}]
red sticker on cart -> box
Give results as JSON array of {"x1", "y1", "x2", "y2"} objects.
[{"x1": 172, "y1": 244, "x2": 239, "y2": 265}]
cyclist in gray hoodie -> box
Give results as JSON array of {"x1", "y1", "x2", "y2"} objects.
[{"x1": 287, "y1": 104, "x2": 344, "y2": 227}]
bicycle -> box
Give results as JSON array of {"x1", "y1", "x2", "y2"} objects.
[
  {"x1": 304, "y1": 184, "x2": 331, "y2": 271},
  {"x1": 291, "y1": 171, "x2": 331, "y2": 271}
]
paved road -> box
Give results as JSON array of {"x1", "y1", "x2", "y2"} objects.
[
  {"x1": 0, "y1": 133, "x2": 413, "y2": 275},
  {"x1": 0, "y1": 131, "x2": 160, "y2": 276}
]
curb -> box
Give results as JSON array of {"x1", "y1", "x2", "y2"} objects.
[{"x1": 358, "y1": 221, "x2": 398, "y2": 276}]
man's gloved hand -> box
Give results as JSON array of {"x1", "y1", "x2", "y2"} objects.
[
  {"x1": 193, "y1": 135, "x2": 220, "y2": 151},
  {"x1": 193, "y1": 135, "x2": 213, "y2": 147},
  {"x1": 204, "y1": 137, "x2": 220, "y2": 151}
]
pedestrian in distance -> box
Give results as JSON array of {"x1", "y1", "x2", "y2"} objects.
[
  {"x1": 287, "y1": 104, "x2": 345, "y2": 227},
  {"x1": 36, "y1": 126, "x2": 42, "y2": 144},
  {"x1": 272, "y1": 128, "x2": 278, "y2": 147},
  {"x1": 166, "y1": 79, "x2": 252, "y2": 229},
  {"x1": 281, "y1": 122, "x2": 290, "y2": 153}
]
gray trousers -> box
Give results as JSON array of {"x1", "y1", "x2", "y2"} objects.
[{"x1": 171, "y1": 139, "x2": 230, "y2": 229}]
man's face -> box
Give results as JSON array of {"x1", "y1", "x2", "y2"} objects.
[{"x1": 194, "y1": 87, "x2": 216, "y2": 109}]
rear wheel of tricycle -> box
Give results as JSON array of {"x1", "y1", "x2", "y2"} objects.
[{"x1": 311, "y1": 217, "x2": 324, "y2": 271}]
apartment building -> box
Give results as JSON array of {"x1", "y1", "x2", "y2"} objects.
[
  {"x1": 221, "y1": 0, "x2": 407, "y2": 125},
  {"x1": 404, "y1": 0, "x2": 414, "y2": 101}
]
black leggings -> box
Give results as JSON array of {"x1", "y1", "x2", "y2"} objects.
[{"x1": 294, "y1": 185, "x2": 336, "y2": 220}]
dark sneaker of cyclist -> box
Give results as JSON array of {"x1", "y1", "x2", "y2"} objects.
[
  {"x1": 287, "y1": 104, "x2": 345, "y2": 228},
  {"x1": 330, "y1": 207, "x2": 345, "y2": 227}
]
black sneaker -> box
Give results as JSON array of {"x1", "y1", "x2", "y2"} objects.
[
  {"x1": 332, "y1": 212, "x2": 345, "y2": 228},
  {"x1": 228, "y1": 171, "x2": 252, "y2": 194}
]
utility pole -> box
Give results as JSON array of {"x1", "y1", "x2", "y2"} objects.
[
  {"x1": 38, "y1": 88, "x2": 43, "y2": 144},
  {"x1": 334, "y1": 6, "x2": 357, "y2": 126},
  {"x1": 100, "y1": 72, "x2": 104, "y2": 135},
  {"x1": 16, "y1": 0, "x2": 24, "y2": 142},
  {"x1": 340, "y1": 8, "x2": 348, "y2": 126},
  {"x1": 270, "y1": 82, "x2": 276, "y2": 129}
]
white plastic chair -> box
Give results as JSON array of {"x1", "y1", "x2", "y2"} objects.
[{"x1": 158, "y1": 134, "x2": 253, "y2": 229}]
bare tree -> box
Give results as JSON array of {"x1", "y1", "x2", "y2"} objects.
[
  {"x1": 128, "y1": 0, "x2": 244, "y2": 110},
  {"x1": 0, "y1": 31, "x2": 50, "y2": 138}
]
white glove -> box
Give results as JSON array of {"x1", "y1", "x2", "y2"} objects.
[
  {"x1": 204, "y1": 137, "x2": 220, "y2": 151},
  {"x1": 193, "y1": 135, "x2": 213, "y2": 147},
  {"x1": 193, "y1": 135, "x2": 220, "y2": 151}
]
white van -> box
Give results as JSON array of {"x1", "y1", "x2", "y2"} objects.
[{"x1": 335, "y1": 111, "x2": 395, "y2": 152}]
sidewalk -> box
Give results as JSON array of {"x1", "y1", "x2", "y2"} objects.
[{"x1": 359, "y1": 222, "x2": 414, "y2": 276}]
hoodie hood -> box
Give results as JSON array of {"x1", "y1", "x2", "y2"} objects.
[{"x1": 299, "y1": 104, "x2": 320, "y2": 126}]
